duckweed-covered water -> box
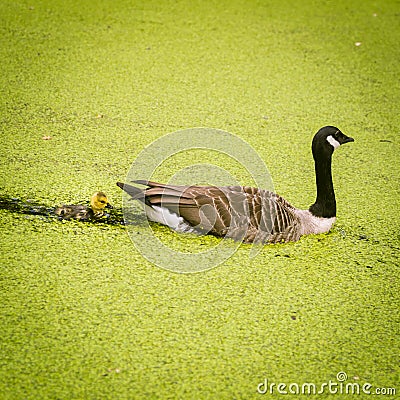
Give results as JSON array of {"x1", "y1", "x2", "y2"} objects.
[{"x1": 0, "y1": 0, "x2": 399, "y2": 399}]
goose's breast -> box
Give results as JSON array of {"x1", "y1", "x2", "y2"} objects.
[{"x1": 295, "y1": 209, "x2": 336, "y2": 235}]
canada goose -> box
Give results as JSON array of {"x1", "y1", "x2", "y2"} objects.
[
  {"x1": 55, "y1": 191, "x2": 112, "y2": 220},
  {"x1": 117, "y1": 126, "x2": 354, "y2": 243}
]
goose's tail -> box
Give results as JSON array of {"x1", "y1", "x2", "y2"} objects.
[{"x1": 116, "y1": 182, "x2": 145, "y2": 201}]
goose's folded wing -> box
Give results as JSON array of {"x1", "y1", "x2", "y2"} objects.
[
  {"x1": 217, "y1": 186, "x2": 302, "y2": 243},
  {"x1": 118, "y1": 181, "x2": 301, "y2": 243}
]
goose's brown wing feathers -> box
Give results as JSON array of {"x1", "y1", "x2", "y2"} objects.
[{"x1": 118, "y1": 181, "x2": 302, "y2": 243}]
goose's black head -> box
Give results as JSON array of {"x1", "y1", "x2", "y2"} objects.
[{"x1": 312, "y1": 126, "x2": 354, "y2": 160}]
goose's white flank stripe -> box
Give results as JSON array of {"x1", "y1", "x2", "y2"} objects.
[
  {"x1": 326, "y1": 135, "x2": 340, "y2": 149},
  {"x1": 145, "y1": 205, "x2": 197, "y2": 233}
]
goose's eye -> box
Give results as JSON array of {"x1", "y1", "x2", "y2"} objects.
[
  {"x1": 99, "y1": 200, "x2": 106, "y2": 204},
  {"x1": 335, "y1": 131, "x2": 342, "y2": 140}
]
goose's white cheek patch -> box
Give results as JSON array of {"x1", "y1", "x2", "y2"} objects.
[{"x1": 327, "y1": 135, "x2": 340, "y2": 149}]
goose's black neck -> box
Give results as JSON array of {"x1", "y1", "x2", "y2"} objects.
[{"x1": 309, "y1": 154, "x2": 336, "y2": 218}]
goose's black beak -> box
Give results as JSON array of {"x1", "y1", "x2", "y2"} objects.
[
  {"x1": 106, "y1": 203, "x2": 113, "y2": 209},
  {"x1": 338, "y1": 133, "x2": 354, "y2": 145},
  {"x1": 343, "y1": 136, "x2": 354, "y2": 144}
]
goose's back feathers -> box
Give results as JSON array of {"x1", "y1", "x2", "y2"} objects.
[{"x1": 118, "y1": 181, "x2": 305, "y2": 243}]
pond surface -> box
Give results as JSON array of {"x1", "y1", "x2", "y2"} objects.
[{"x1": 0, "y1": 0, "x2": 399, "y2": 399}]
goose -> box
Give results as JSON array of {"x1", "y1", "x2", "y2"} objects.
[
  {"x1": 55, "y1": 191, "x2": 112, "y2": 221},
  {"x1": 117, "y1": 126, "x2": 354, "y2": 243}
]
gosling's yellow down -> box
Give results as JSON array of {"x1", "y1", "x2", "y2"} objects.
[{"x1": 55, "y1": 192, "x2": 112, "y2": 220}]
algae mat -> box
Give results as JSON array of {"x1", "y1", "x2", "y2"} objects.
[{"x1": 0, "y1": 0, "x2": 399, "y2": 399}]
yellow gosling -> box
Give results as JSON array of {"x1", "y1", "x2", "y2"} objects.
[
  {"x1": 90, "y1": 191, "x2": 111, "y2": 217},
  {"x1": 55, "y1": 191, "x2": 112, "y2": 220}
]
